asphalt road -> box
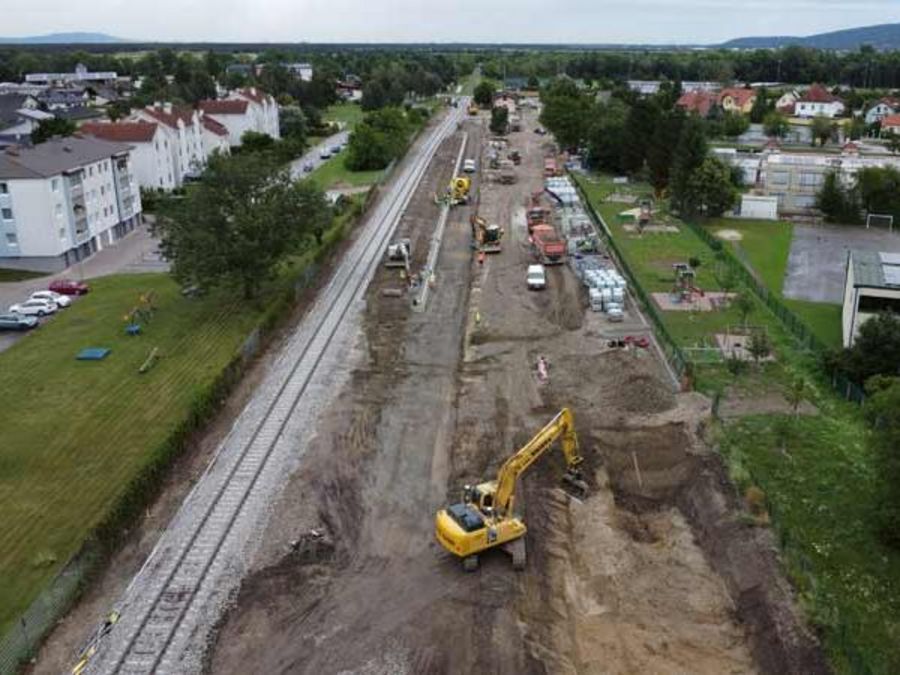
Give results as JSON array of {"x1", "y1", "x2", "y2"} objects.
[{"x1": 289, "y1": 130, "x2": 350, "y2": 180}]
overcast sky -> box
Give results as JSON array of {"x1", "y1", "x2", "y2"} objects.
[{"x1": 3, "y1": 0, "x2": 900, "y2": 43}]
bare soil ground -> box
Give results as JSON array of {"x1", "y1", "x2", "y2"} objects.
[{"x1": 206, "y1": 110, "x2": 827, "y2": 674}]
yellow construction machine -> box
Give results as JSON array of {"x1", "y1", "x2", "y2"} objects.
[
  {"x1": 450, "y1": 176, "x2": 471, "y2": 205},
  {"x1": 435, "y1": 408, "x2": 588, "y2": 571}
]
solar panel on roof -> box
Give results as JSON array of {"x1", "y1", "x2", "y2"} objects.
[
  {"x1": 884, "y1": 265, "x2": 900, "y2": 286},
  {"x1": 880, "y1": 252, "x2": 900, "y2": 265}
]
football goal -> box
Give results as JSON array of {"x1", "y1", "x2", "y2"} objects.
[{"x1": 866, "y1": 213, "x2": 894, "y2": 232}]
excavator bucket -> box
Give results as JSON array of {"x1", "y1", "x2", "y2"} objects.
[{"x1": 561, "y1": 469, "x2": 588, "y2": 499}]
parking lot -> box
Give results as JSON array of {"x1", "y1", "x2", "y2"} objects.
[
  {"x1": 783, "y1": 223, "x2": 900, "y2": 303},
  {"x1": 0, "y1": 222, "x2": 167, "y2": 353}
]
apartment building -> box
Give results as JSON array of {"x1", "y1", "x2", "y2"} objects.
[
  {"x1": 0, "y1": 136, "x2": 142, "y2": 271},
  {"x1": 197, "y1": 98, "x2": 253, "y2": 147},
  {"x1": 230, "y1": 88, "x2": 280, "y2": 140},
  {"x1": 132, "y1": 103, "x2": 206, "y2": 181},
  {"x1": 199, "y1": 114, "x2": 230, "y2": 158},
  {"x1": 81, "y1": 121, "x2": 178, "y2": 191}
]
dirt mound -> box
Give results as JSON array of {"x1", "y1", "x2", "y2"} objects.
[{"x1": 543, "y1": 350, "x2": 676, "y2": 416}]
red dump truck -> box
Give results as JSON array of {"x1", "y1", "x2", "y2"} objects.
[{"x1": 530, "y1": 224, "x2": 566, "y2": 265}]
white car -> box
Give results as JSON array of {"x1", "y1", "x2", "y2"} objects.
[
  {"x1": 319, "y1": 149, "x2": 332, "y2": 160},
  {"x1": 463, "y1": 159, "x2": 477, "y2": 173},
  {"x1": 30, "y1": 290, "x2": 72, "y2": 308},
  {"x1": 527, "y1": 264, "x2": 547, "y2": 290},
  {"x1": 9, "y1": 298, "x2": 58, "y2": 316}
]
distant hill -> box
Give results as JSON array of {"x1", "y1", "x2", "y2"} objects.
[
  {"x1": 722, "y1": 23, "x2": 900, "y2": 50},
  {"x1": 0, "y1": 32, "x2": 126, "y2": 45}
]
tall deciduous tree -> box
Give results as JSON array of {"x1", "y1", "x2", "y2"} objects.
[
  {"x1": 669, "y1": 115, "x2": 709, "y2": 214},
  {"x1": 489, "y1": 106, "x2": 509, "y2": 135},
  {"x1": 473, "y1": 80, "x2": 496, "y2": 108},
  {"x1": 31, "y1": 117, "x2": 76, "y2": 144},
  {"x1": 763, "y1": 111, "x2": 789, "y2": 138},
  {"x1": 810, "y1": 115, "x2": 835, "y2": 146},
  {"x1": 155, "y1": 153, "x2": 329, "y2": 299},
  {"x1": 835, "y1": 312, "x2": 900, "y2": 384},
  {"x1": 864, "y1": 376, "x2": 900, "y2": 548}
]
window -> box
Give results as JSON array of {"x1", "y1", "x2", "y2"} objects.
[
  {"x1": 1, "y1": 208, "x2": 12, "y2": 220},
  {"x1": 769, "y1": 172, "x2": 789, "y2": 186},
  {"x1": 799, "y1": 173, "x2": 822, "y2": 188},
  {"x1": 5, "y1": 233, "x2": 17, "y2": 245},
  {"x1": 89, "y1": 166, "x2": 93, "y2": 177},
  {"x1": 51, "y1": 178, "x2": 59, "y2": 192},
  {"x1": 100, "y1": 186, "x2": 105, "y2": 196},
  {"x1": 858, "y1": 295, "x2": 900, "y2": 314},
  {"x1": 0, "y1": 182, "x2": 7, "y2": 194},
  {"x1": 55, "y1": 204, "x2": 63, "y2": 218},
  {"x1": 59, "y1": 227, "x2": 66, "y2": 240}
]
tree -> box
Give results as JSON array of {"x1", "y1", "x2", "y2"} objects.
[
  {"x1": 680, "y1": 157, "x2": 737, "y2": 217},
  {"x1": 885, "y1": 130, "x2": 900, "y2": 155},
  {"x1": 810, "y1": 115, "x2": 835, "y2": 147},
  {"x1": 279, "y1": 105, "x2": 308, "y2": 144},
  {"x1": 239, "y1": 131, "x2": 276, "y2": 154},
  {"x1": 733, "y1": 291, "x2": 755, "y2": 327},
  {"x1": 864, "y1": 376, "x2": 900, "y2": 547},
  {"x1": 721, "y1": 112, "x2": 750, "y2": 138},
  {"x1": 747, "y1": 329, "x2": 772, "y2": 365},
  {"x1": 107, "y1": 100, "x2": 132, "y2": 122},
  {"x1": 763, "y1": 111, "x2": 789, "y2": 138},
  {"x1": 835, "y1": 312, "x2": 900, "y2": 384},
  {"x1": 816, "y1": 171, "x2": 860, "y2": 224},
  {"x1": 586, "y1": 98, "x2": 628, "y2": 173},
  {"x1": 647, "y1": 108, "x2": 684, "y2": 195},
  {"x1": 31, "y1": 117, "x2": 76, "y2": 144},
  {"x1": 847, "y1": 115, "x2": 868, "y2": 141},
  {"x1": 749, "y1": 87, "x2": 770, "y2": 124},
  {"x1": 345, "y1": 107, "x2": 411, "y2": 171},
  {"x1": 473, "y1": 80, "x2": 496, "y2": 108},
  {"x1": 620, "y1": 97, "x2": 659, "y2": 173},
  {"x1": 539, "y1": 82, "x2": 593, "y2": 150},
  {"x1": 489, "y1": 106, "x2": 509, "y2": 135},
  {"x1": 154, "y1": 153, "x2": 329, "y2": 299},
  {"x1": 856, "y1": 166, "x2": 900, "y2": 221},
  {"x1": 669, "y1": 115, "x2": 708, "y2": 215}
]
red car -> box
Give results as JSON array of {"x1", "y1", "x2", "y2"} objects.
[{"x1": 48, "y1": 279, "x2": 90, "y2": 296}]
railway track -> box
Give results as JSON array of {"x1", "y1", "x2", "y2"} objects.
[{"x1": 84, "y1": 101, "x2": 467, "y2": 674}]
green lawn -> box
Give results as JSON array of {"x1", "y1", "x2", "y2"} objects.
[
  {"x1": 785, "y1": 299, "x2": 843, "y2": 348},
  {"x1": 703, "y1": 218, "x2": 793, "y2": 293},
  {"x1": 0, "y1": 275, "x2": 264, "y2": 635},
  {"x1": 0, "y1": 268, "x2": 47, "y2": 283},
  {"x1": 323, "y1": 102, "x2": 365, "y2": 130},
  {"x1": 719, "y1": 413, "x2": 900, "y2": 673},
  {"x1": 307, "y1": 153, "x2": 382, "y2": 191}
]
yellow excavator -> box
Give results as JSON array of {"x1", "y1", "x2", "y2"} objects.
[{"x1": 435, "y1": 408, "x2": 588, "y2": 571}]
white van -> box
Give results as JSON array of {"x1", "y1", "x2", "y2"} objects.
[
  {"x1": 527, "y1": 264, "x2": 547, "y2": 290},
  {"x1": 463, "y1": 159, "x2": 477, "y2": 173}
]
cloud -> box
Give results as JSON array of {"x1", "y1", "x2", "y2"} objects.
[{"x1": 1, "y1": 0, "x2": 898, "y2": 43}]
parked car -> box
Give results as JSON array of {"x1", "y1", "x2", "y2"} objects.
[
  {"x1": 319, "y1": 149, "x2": 332, "y2": 160},
  {"x1": 534, "y1": 127, "x2": 547, "y2": 135},
  {"x1": 330, "y1": 144, "x2": 342, "y2": 154},
  {"x1": 48, "y1": 279, "x2": 90, "y2": 296},
  {"x1": 9, "y1": 298, "x2": 57, "y2": 316},
  {"x1": 30, "y1": 290, "x2": 72, "y2": 308},
  {"x1": 0, "y1": 313, "x2": 39, "y2": 331},
  {"x1": 463, "y1": 159, "x2": 477, "y2": 173},
  {"x1": 526, "y1": 264, "x2": 547, "y2": 290},
  {"x1": 302, "y1": 162, "x2": 315, "y2": 173}
]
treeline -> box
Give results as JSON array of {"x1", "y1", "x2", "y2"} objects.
[
  {"x1": 817, "y1": 166, "x2": 900, "y2": 225},
  {"x1": 540, "y1": 79, "x2": 739, "y2": 217},
  {"x1": 481, "y1": 45, "x2": 900, "y2": 89},
  {"x1": 346, "y1": 106, "x2": 431, "y2": 171}
]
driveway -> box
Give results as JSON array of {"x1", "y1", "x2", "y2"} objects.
[
  {"x1": 289, "y1": 130, "x2": 350, "y2": 180},
  {"x1": 0, "y1": 221, "x2": 167, "y2": 353},
  {"x1": 783, "y1": 223, "x2": 900, "y2": 303}
]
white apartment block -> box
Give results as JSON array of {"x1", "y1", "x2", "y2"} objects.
[
  {"x1": 132, "y1": 104, "x2": 206, "y2": 181},
  {"x1": 0, "y1": 137, "x2": 142, "y2": 271},
  {"x1": 199, "y1": 114, "x2": 230, "y2": 158},
  {"x1": 81, "y1": 121, "x2": 178, "y2": 191},
  {"x1": 231, "y1": 88, "x2": 280, "y2": 139},
  {"x1": 199, "y1": 88, "x2": 279, "y2": 147}
]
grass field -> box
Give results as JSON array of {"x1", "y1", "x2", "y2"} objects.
[
  {"x1": 0, "y1": 268, "x2": 47, "y2": 283},
  {"x1": 323, "y1": 102, "x2": 365, "y2": 130},
  {"x1": 0, "y1": 275, "x2": 263, "y2": 635},
  {"x1": 308, "y1": 153, "x2": 382, "y2": 191}
]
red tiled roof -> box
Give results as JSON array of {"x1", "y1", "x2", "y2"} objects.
[
  {"x1": 201, "y1": 116, "x2": 228, "y2": 136},
  {"x1": 80, "y1": 121, "x2": 158, "y2": 143},
  {"x1": 676, "y1": 90, "x2": 716, "y2": 117},
  {"x1": 799, "y1": 84, "x2": 839, "y2": 104},
  {"x1": 142, "y1": 105, "x2": 196, "y2": 129},
  {"x1": 877, "y1": 97, "x2": 900, "y2": 110},
  {"x1": 881, "y1": 113, "x2": 900, "y2": 128},
  {"x1": 199, "y1": 99, "x2": 249, "y2": 115},
  {"x1": 719, "y1": 87, "x2": 756, "y2": 108},
  {"x1": 239, "y1": 87, "x2": 268, "y2": 104}
]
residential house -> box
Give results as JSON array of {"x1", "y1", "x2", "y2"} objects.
[
  {"x1": 25, "y1": 63, "x2": 118, "y2": 87},
  {"x1": 842, "y1": 250, "x2": 900, "y2": 347},
  {"x1": 336, "y1": 77, "x2": 363, "y2": 102},
  {"x1": 676, "y1": 90, "x2": 717, "y2": 117},
  {"x1": 132, "y1": 103, "x2": 206, "y2": 181},
  {"x1": 230, "y1": 88, "x2": 280, "y2": 139},
  {"x1": 0, "y1": 82, "x2": 47, "y2": 97},
  {"x1": 0, "y1": 93, "x2": 45, "y2": 144},
  {"x1": 0, "y1": 136, "x2": 142, "y2": 271},
  {"x1": 55, "y1": 106, "x2": 106, "y2": 127},
  {"x1": 775, "y1": 89, "x2": 801, "y2": 115},
  {"x1": 81, "y1": 121, "x2": 178, "y2": 192},
  {"x1": 794, "y1": 84, "x2": 845, "y2": 118},
  {"x1": 866, "y1": 98, "x2": 900, "y2": 125},
  {"x1": 38, "y1": 87, "x2": 90, "y2": 111},
  {"x1": 880, "y1": 113, "x2": 900, "y2": 135},
  {"x1": 199, "y1": 114, "x2": 230, "y2": 158},
  {"x1": 718, "y1": 87, "x2": 757, "y2": 115},
  {"x1": 198, "y1": 98, "x2": 253, "y2": 147},
  {"x1": 628, "y1": 80, "x2": 719, "y2": 96}
]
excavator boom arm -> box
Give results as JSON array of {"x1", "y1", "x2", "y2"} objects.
[{"x1": 493, "y1": 408, "x2": 582, "y2": 514}]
